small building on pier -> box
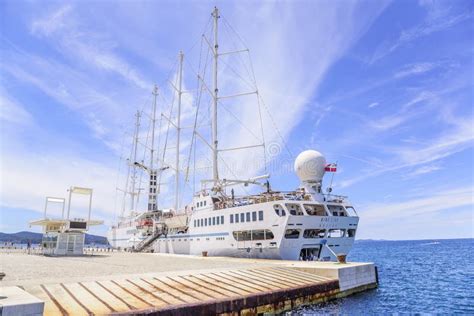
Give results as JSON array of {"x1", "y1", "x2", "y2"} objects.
[{"x1": 30, "y1": 186, "x2": 103, "y2": 256}]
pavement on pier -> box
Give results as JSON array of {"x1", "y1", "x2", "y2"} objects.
[{"x1": 0, "y1": 252, "x2": 377, "y2": 315}]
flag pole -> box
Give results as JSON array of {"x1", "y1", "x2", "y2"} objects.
[{"x1": 327, "y1": 161, "x2": 337, "y2": 198}]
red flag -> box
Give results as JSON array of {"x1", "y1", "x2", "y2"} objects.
[{"x1": 325, "y1": 163, "x2": 337, "y2": 172}]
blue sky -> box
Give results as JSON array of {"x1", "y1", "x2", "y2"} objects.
[{"x1": 0, "y1": 0, "x2": 472, "y2": 240}]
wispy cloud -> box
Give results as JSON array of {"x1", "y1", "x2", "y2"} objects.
[
  {"x1": 30, "y1": 4, "x2": 152, "y2": 90},
  {"x1": 339, "y1": 117, "x2": 474, "y2": 188},
  {"x1": 394, "y1": 62, "x2": 437, "y2": 79},
  {"x1": 406, "y1": 164, "x2": 442, "y2": 177},
  {"x1": 368, "y1": 102, "x2": 379, "y2": 108},
  {"x1": 0, "y1": 90, "x2": 33, "y2": 126},
  {"x1": 361, "y1": 185, "x2": 473, "y2": 223},
  {"x1": 369, "y1": 2, "x2": 471, "y2": 64}
]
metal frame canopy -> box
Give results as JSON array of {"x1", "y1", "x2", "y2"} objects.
[
  {"x1": 30, "y1": 186, "x2": 103, "y2": 231},
  {"x1": 67, "y1": 186, "x2": 93, "y2": 221}
]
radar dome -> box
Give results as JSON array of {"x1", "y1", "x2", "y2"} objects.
[{"x1": 294, "y1": 150, "x2": 326, "y2": 182}]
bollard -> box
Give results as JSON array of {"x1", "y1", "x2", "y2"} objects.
[
  {"x1": 202, "y1": 251, "x2": 208, "y2": 257},
  {"x1": 336, "y1": 254, "x2": 347, "y2": 264}
]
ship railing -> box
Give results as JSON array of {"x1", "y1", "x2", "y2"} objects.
[
  {"x1": 213, "y1": 192, "x2": 308, "y2": 210},
  {"x1": 323, "y1": 194, "x2": 348, "y2": 203}
]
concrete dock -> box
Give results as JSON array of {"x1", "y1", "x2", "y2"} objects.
[{"x1": 0, "y1": 252, "x2": 377, "y2": 315}]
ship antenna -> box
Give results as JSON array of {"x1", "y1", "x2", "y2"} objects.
[
  {"x1": 211, "y1": 6, "x2": 220, "y2": 188},
  {"x1": 175, "y1": 51, "x2": 184, "y2": 211}
]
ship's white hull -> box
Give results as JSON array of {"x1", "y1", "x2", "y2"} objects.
[
  {"x1": 107, "y1": 225, "x2": 145, "y2": 249},
  {"x1": 152, "y1": 199, "x2": 358, "y2": 261}
]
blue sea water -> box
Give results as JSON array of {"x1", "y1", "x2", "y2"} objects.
[{"x1": 292, "y1": 238, "x2": 474, "y2": 315}]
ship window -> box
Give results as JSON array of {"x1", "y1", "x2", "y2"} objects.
[
  {"x1": 232, "y1": 229, "x2": 274, "y2": 241},
  {"x1": 205, "y1": 218, "x2": 208, "y2": 226},
  {"x1": 246, "y1": 212, "x2": 250, "y2": 222},
  {"x1": 328, "y1": 229, "x2": 345, "y2": 238},
  {"x1": 209, "y1": 217, "x2": 212, "y2": 226},
  {"x1": 193, "y1": 220, "x2": 196, "y2": 227},
  {"x1": 212, "y1": 217, "x2": 216, "y2": 225},
  {"x1": 348, "y1": 229, "x2": 356, "y2": 238},
  {"x1": 240, "y1": 213, "x2": 245, "y2": 222},
  {"x1": 328, "y1": 205, "x2": 346, "y2": 217},
  {"x1": 197, "y1": 220, "x2": 200, "y2": 227},
  {"x1": 304, "y1": 204, "x2": 326, "y2": 216},
  {"x1": 235, "y1": 214, "x2": 239, "y2": 223},
  {"x1": 233, "y1": 230, "x2": 251, "y2": 241},
  {"x1": 252, "y1": 229, "x2": 264, "y2": 240},
  {"x1": 221, "y1": 215, "x2": 224, "y2": 224},
  {"x1": 284, "y1": 229, "x2": 300, "y2": 239},
  {"x1": 285, "y1": 203, "x2": 304, "y2": 216},
  {"x1": 252, "y1": 211, "x2": 257, "y2": 221},
  {"x1": 345, "y1": 206, "x2": 357, "y2": 216},
  {"x1": 204, "y1": 201, "x2": 207, "y2": 206},
  {"x1": 230, "y1": 214, "x2": 234, "y2": 223},
  {"x1": 273, "y1": 204, "x2": 286, "y2": 217},
  {"x1": 216, "y1": 216, "x2": 220, "y2": 225},
  {"x1": 258, "y1": 210, "x2": 263, "y2": 221},
  {"x1": 303, "y1": 229, "x2": 326, "y2": 238}
]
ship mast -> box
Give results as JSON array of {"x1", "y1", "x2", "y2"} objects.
[
  {"x1": 211, "y1": 6, "x2": 220, "y2": 187},
  {"x1": 130, "y1": 110, "x2": 141, "y2": 210},
  {"x1": 148, "y1": 85, "x2": 158, "y2": 211},
  {"x1": 175, "y1": 51, "x2": 184, "y2": 211}
]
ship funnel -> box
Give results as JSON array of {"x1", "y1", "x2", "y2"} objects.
[{"x1": 294, "y1": 150, "x2": 326, "y2": 183}]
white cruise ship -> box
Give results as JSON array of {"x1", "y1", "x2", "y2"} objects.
[{"x1": 107, "y1": 7, "x2": 359, "y2": 261}]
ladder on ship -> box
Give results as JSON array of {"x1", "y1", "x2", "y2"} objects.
[{"x1": 134, "y1": 223, "x2": 167, "y2": 252}]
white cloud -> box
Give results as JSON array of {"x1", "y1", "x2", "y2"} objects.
[
  {"x1": 1, "y1": 2, "x2": 392, "y2": 225},
  {"x1": 338, "y1": 117, "x2": 474, "y2": 188},
  {"x1": 361, "y1": 186, "x2": 473, "y2": 223},
  {"x1": 407, "y1": 164, "x2": 442, "y2": 177},
  {"x1": 394, "y1": 62, "x2": 437, "y2": 79},
  {"x1": 369, "y1": 3, "x2": 471, "y2": 64},
  {"x1": 0, "y1": 148, "x2": 119, "y2": 223},
  {"x1": 0, "y1": 91, "x2": 33, "y2": 126},
  {"x1": 30, "y1": 4, "x2": 152, "y2": 90},
  {"x1": 368, "y1": 102, "x2": 379, "y2": 108}
]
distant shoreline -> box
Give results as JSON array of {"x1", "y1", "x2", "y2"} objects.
[{"x1": 0, "y1": 231, "x2": 109, "y2": 245}]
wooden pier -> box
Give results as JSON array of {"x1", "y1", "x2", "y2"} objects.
[{"x1": 0, "y1": 253, "x2": 377, "y2": 315}]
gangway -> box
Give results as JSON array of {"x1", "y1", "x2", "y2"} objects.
[{"x1": 134, "y1": 223, "x2": 167, "y2": 252}]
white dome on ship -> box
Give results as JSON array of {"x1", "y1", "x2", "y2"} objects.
[{"x1": 294, "y1": 150, "x2": 326, "y2": 182}]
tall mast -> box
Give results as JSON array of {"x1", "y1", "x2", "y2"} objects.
[
  {"x1": 148, "y1": 85, "x2": 158, "y2": 211},
  {"x1": 130, "y1": 110, "x2": 141, "y2": 210},
  {"x1": 175, "y1": 51, "x2": 184, "y2": 211},
  {"x1": 211, "y1": 7, "x2": 219, "y2": 186}
]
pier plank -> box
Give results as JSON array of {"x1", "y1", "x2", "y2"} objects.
[
  {"x1": 26, "y1": 285, "x2": 64, "y2": 316},
  {"x1": 80, "y1": 281, "x2": 131, "y2": 312},
  {"x1": 62, "y1": 282, "x2": 113, "y2": 315},
  {"x1": 114, "y1": 279, "x2": 168, "y2": 308},
  {"x1": 139, "y1": 277, "x2": 189, "y2": 305},
  {"x1": 41, "y1": 284, "x2": 89, "y2": 316},
  {"x1": 232, "y1": 269, "x2": 299, "y2": 288},
  {"x1": 179, "y1": 275, "x2": 239, "y2": 298},
  {"x1": 247, "y1": 268, "x2": 311, "y2": 285},
  {"x1": 168, "y1": 275, "x2": 229, "y2": 300},
  {"x1": 97, "y1": 280, "x2": 151, "y2": 310},
  {"x1": 212, "y1": 271, "x2": 275, "y2": 292},
  {"x1": 146, "y1": 277, "x2": 200, "y2": 303},
  {"x1": 189, "y1": 274, "x2": 252, "y2": 296}
]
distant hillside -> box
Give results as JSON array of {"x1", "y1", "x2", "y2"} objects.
[{"x1": 0, "y1": 231, "x2": 109, "y2": 245}]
